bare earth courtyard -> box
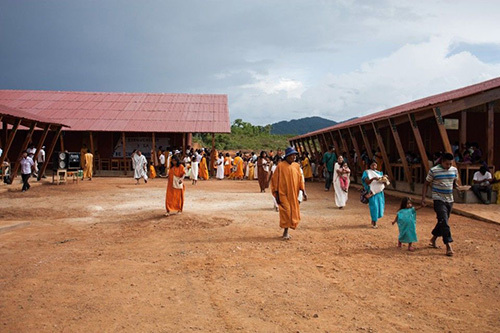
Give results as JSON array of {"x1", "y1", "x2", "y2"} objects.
[{"x1": 0, "y1": 178, "x2": 499, "y2": 332}]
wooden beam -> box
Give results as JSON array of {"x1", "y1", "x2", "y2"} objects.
[
  {"x1": 89, "y1": 131, "x2": 95, "y2": 155},
  {"x1": 34, "y1": 124, "x2": 50, "y2": 163},
  {"x1": 122, "y1": 132, "x2": 127, "y2": 175},
  {"x1": 310, "y1": 136, "x2": 319, "y2": 154},
  {"x1": 328, "y1": 131, "x2": 341, "y2": 156},
  {"x1": 182, "y1": 133, "x2": 186, "y2": 158},
  {"x1": 347, "y1": 127, "x2": 363, "y2": 172},
  {"x1": 388, "y1": 119, "x2": 413, "y2": 185},
  {"x1": 321, "y1": 133, "x2": 330, "y2": 150},
  {"x1": 459, "y1": 110, "x2": 467, "y2": 152},
  {"x1": 433, "y1": 107, "x2": 461, "y2": 184},
  {"x1": 433, "y1": 107, "x2": 454, "y2": 155},
  {"x1": 89, "y1": 131, "x2": 95, "y2": 174},
  {"x1": 59, "y1": 132, "x2": 65, "y2": 152},
  {"x1": 337, "y1": 130, "x2": 349, "y2": 155},
  {"x1": 487, "y1": 102, "x2": 495, "y2": 166},
  {"x1": 0, "y1": 119, "x2": 21, "y2": 167},
  {"x1": 39, "y1": 127, "x2": 62, "y2": 179},
  {"x1": 359, "y1": 125, "x2": 373, "y2": 160},
  {"x1": 372, "y1": 122, "x2": 395, "y2": 187},
  {"x1": 151, "y1": 132, "x2": 157, "y2": 166},
  {"x1": 305, "y1": 138, "x2": 314, "y2": 156},
  {"x1": 439, "y1": 87, "x2": 500, "y2": 118},
  {"x1": 316, "y1": 135, "x2": 326, "y2": 153},
  {"x1": 11, "y1": 122, "x2": 37, "y2": 180},
  {"x1": 34, "y1": 124, "x2": 51, "y2": 180},
  {"x1": 408, "y1": 113, "x2": 430, "y2": 176}
]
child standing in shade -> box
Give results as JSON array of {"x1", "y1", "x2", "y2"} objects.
[{"x1": 392, "y1": 197, "x2": 421, "y2": 251}]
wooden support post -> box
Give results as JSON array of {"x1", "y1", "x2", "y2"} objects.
[
  {"x1": 0, "y1": 119, "x2": 21, "y2": 167},
  {"x1": 310, "y1": 136, "x2": 319, "y2": 154},
  {"x1": 151, "y1": 132, "x2": 158, "y2": 166},
  {"x1": 305, "y1": 138, "x2": 314, "y2": 155},
  {"x1": 34, "y1": 124, "x2": 50, "y2": 180},
  {"x1": 2, "y1": 120, "x2": 7, "y2": 147},
  {"x1": 297, "y1": 139, "x2": 304, "y2": 154},
  {"x1": 433, "y1": 107, "x2": 454, "y2": 154},
  {"x1": 89, "y1": 131, "x2": 95, "y2": 155},
  {"x1": 11, "y1": 122, "x2": 37, "y2": 181},
  {"x1": 328, "y1": 131, "x2": 341, "y2": 156},
  {"x1": 372, "y1": 122, "x2": 395, "y2": 187},
  {"x1": 59, "y1": 132, "x2": 65, "y2": 152},
  {"x1": 487, "y1": 102, "x2": 495, "y2": 166},
  {"x1": 182, "y1": 133, "x2": 186, "y2": 158},
  {"x1": 122, "y1": 132, "x2": 127, "y2": 175},
  {"x1": 388, "y1": 119, "x2": 413, "y2": 185},
  {"x1": 433, "y1": 107, "x2": 461, "y2": 184},
  {"x1": 359, "y1": 125, "x2": 373, "y2": 160},
  {"x1": 459, "y1": 110, "x2": 467, "y2": 151},
  {"x1": 34, "y1": 124, "x2": 50, "y2": 163},
  {"x1": 316, "y1": 135, "x2": 326, "y2": 153},
  {"x1": 347, "y1": 127, "x2": 363, "y2": 172},
  {"x1": 408, "y1": 113, "x2": 430, "y2": 176},
  {"x1": 338, "y1": 130, "x2": 349, "y2": 155},
  {"x1": 321, "y1": 133, "x2": 330, "y2": 150},
  {"x1": 39, "y1": 127, "x2": 62, "y2": 179},
  {"x1": 89, "y1": 131, "x2": 95, "y2": 174}
]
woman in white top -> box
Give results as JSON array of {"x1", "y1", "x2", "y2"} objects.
[
  {"x1": 216, "y1": 153, "x2": 225, "y2": 180},
  {"x1": 333, "y1": 155, "x2": 349, "y2": 209}
]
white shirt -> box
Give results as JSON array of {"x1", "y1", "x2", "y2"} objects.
[
  {"x1": 159, "y1": 154, "x2": 165, "y2": 165},
  {"x1": 473, "y1": 171, "x2": 492, "y2": 185},
  {"x1": 37, "y1": 149, "x2": 45, "y2": 163},
  {"x1": 20, "y1": 157, "x2": 34, "y2": 175},
  {"x1": 27, "y1": 147, "x2": 36, "y2": 155},
  {"x1": 0, "y1": 147, "x2": 3, "y2": 157}
]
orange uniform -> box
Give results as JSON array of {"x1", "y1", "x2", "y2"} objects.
[
  {"x1": 233, "y1": 156, "x2": 244, "y2": 179},
  {"x1": 165, "y1": 164, "x2": 185, "y2": 213},
  {"x1": 199, "y1": 157, "x2": 209, "y2": 180},
  {"x1": 271, "y1": 161, "x2": 305, "y2": 230}
]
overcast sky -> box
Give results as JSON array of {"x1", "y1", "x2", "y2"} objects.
[{"x1": 1, "y1": 0, "x2": 500, "y2": 125}]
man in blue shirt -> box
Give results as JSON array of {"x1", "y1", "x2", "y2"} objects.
[{"x1": 322, "y1": 146, "x2": 337, "y2": 191}]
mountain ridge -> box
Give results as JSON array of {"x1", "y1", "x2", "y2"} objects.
[{"x1": 270, "y1": 116, "x2": 338, "y2": 135}]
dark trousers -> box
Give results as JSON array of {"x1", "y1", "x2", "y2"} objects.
[
  {"x1": 325, "y1": 170, "x2": 333, "y2": 190},
  {"x1": 471, "y1": 184, "x2": 491, "y2": 203},
  {"x1": 21, "y1": 173, "x2": 31, "y2": 191},
  {"x1": 432, "y1": 200, "x2": 453, "y2": 244},
  {"x1": 159, "y1": 165, "x2": 166, "y2": 176}
]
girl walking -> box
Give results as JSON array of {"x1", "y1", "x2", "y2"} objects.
[{"x1": 392, "y1": 197, "x2": 421, "y2": 251}]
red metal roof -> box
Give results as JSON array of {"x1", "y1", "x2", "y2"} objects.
[
  {"x1": 0, "y1": 90, "x2": 230, "y2": 133},
  {"x1": 0, "y1": 103, "x2": 69, "y2": 128},
  {"x1": 292, "y1": 77, "x2": 500, "y2": 139}
]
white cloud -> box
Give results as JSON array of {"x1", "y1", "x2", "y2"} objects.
[{"x1": 230, "y1": 36, "x2": 500, "y2": 124}]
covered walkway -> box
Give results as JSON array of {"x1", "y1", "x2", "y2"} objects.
[
  {"x1": 0, "y1": 104, "x2": 69, "y2": 182},
  {"x1": 290, "y1": 77, "x2": 500, "y2": 193}
]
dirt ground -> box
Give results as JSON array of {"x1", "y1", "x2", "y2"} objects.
[{"x1": 1, "y1": 177, "x2": 499, "y2": 332}]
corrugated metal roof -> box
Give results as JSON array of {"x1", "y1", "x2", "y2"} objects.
[
  {"x1": 292, "y1": 77, "x2": 500, "y2": 139},
  {"x1": 0, "y1": 104, "x2": 69, "y2": 128},
  {"x1": 0, "y1": 90, "x2": 231, "y2": 133}
]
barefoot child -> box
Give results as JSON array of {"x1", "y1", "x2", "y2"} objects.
[{"x1": 392, "y1": 197, "x2": 421, "y2": 251}]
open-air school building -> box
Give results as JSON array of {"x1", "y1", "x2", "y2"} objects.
[
  {"x1": 289, "y1": 77, "x2": 500, "y2": 194},
  {"x1": 0, "y1": 90, "x2": 230, "y2": 175}
]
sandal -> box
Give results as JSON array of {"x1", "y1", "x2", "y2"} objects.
[
  {"x1": 446, "y1": 250, "x2": 454, "y2": 257},
  {"x1": 408, "y1": 246, "x2": 416, "y2": 252}
]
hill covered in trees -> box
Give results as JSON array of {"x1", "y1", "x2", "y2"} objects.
[{"x1": 271, "y1": 116, "x2": 337, "y2": 135}]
